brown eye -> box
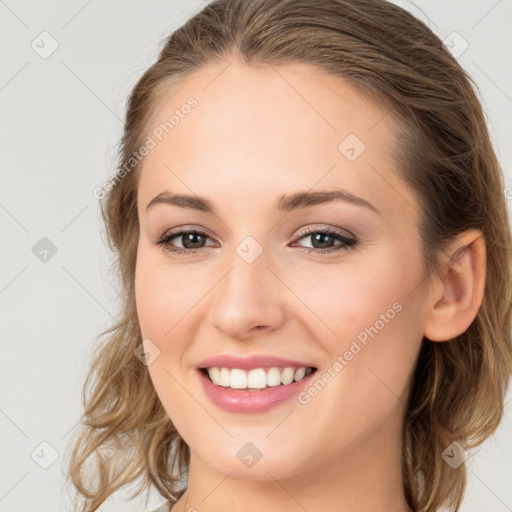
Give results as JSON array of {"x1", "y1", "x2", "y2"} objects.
[
  {"x1": 176, "y1": 232, "x2": 208, "y2": 249},
  {"x1": 308, "y1": 232, "x2": 337, "y2": 249},
  {"x1": 155, "y1": 229, "x2": 215, "y2": 255},
  {"x1": 293, "y1": 227, "x2": 358, "y2": 255}
]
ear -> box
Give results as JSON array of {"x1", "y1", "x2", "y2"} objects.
[{"x1": 423, "y1": 229, "x2": 486, "y2": 342}]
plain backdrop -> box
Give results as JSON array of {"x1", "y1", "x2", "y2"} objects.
[{"x1": 1, "y1": 0, "x2": 511, "y2": 511}]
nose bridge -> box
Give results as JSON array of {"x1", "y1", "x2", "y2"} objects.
[{"x1": 207, "y1": 234, "x2": 285, "y2": 338}]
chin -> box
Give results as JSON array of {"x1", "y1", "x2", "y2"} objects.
[{"x1": 193, "y1": 440, "x2": 312, "y2": 482}]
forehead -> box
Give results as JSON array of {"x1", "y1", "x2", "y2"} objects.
[{"x1": 137, "y1": 60, "x2": 417, "y2": 220}]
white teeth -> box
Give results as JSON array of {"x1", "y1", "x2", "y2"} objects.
[
  {"x1": 230, "y1": 369, "x2": 247, "y2": 389},
  {"x1": 267, "y1": 367, "x2": 282, "y2": 387},
  {"x1": 281, "y1": 367, "x2": 295, "y2": 385},
  {"x1": 247, "y1": 368, "x2": 267, "y2": 389},
  {"x1": 219, "y1": 367, "x2": 231, "y2": 387},
  {"x1": 294, "y1": 367, "x2": 306, "y2": 381},
  {"x1": 205, "y1": 366, "x2": 313, "y2": 389},
  {"x1": 209, "y1": 367, "x2": 220, "y2": 384}
]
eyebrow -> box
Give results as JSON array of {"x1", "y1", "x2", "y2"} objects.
[{"x1": 146, "y1": 188, "x2": 380, "y2": 215}]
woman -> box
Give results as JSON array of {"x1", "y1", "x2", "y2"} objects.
[{"x1": 65, "y1": 0, "x2": 512, "y2": 511}]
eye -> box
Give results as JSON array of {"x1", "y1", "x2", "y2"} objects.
[
  {"x1": 154, "y1": 228, "x2": 215, "y2": 255},
  {"x1": 292, "y1": 226, "x2": 358, "y2": 255},
  {"x1": 154, "y1": 226, "x2": 358, "y2": 257}
]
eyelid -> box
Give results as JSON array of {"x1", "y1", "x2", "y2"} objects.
[
  {"x1": 155, "y1": 226, "x2": 218, "y2": 248},
  {"x1": 158, "y1": 224, "x2": 218, "y2": 242},
  {"x1": 294, "y1": 223, "x2": 356, "y2": 240}
]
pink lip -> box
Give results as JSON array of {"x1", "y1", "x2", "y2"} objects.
[
  {"x1": 196, "y1": 367, "x2": 316, "y2": 414},
  {"x1": 196, "y1": 354, "x2": 316, "y2": 370}
]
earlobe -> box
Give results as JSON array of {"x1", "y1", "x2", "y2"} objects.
[{"x1": 423, "y1": 229, "x2": 487, "y2": 342}]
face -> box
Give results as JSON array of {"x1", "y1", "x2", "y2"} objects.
[{"x1": 135, "y1": 60, "x2": 429, "y2": 483}]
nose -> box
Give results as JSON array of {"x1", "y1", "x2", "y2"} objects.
[{"x1": 207, "y1": 244, "x2": 286, "y2": 341}]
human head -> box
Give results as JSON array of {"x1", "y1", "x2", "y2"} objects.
[{"x1": 67, "y1": 1, "x2": 512, "y2": 511}]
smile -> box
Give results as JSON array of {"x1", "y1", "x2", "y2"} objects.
[{"x1": 203, "y1": 366, "x2": 315, "y2": 390}]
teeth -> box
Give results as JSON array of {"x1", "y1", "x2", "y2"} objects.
[
  {"x1": 267, "y1": 367, "x2": 281, "y2": 387},
  {"x1": 281, "y1": 367, "x2": 294, "y2": 385},
  {"x1": 206, "y1": 366, "x2": 313, "y2": 389},
  {"x1": 219, "y1": 367, "x2": 230, "y2": 387},
  {"x1": 294, "y1": 367, "x2": 306, "y2": 381},
  {"x1": 208, "y1": 367, "x2": 220, "y2": 384},
  {"x1": 230, "y1": 369, "x2": 247, "y2": 389},
  {"x1": 247, "y1": 368, "x2": 267, "y2": 389}
]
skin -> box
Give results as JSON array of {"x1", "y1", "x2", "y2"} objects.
[{"x1": 134, "y1": 59, "x2": 486, "y2": 512}]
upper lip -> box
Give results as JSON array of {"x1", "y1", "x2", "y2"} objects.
[{"x1": 196, "y1": 354, "x2": 317, "y2": 371}]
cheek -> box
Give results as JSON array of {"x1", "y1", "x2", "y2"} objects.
[
  {"x1": 134, "y1": 248, "x2": 200, "y2": 340},
  {"x1": 134, "y1": 250, "x2": 209, "y2": 417},
  {"x1": 320, "y1": 311, "x2": 421, "y2": 456},
  {"x1": 287, "y1": 240, "x2": 421, "y2": 349},
  {"x1": 288, "y1": 246, "x2": 423, "y2": 436},
  {"x1": 290, "y1": 297, "x2": 422, "y2": 460},
  {"x1": 134, "y1": 253, "x2": 199, "y2": 430}
]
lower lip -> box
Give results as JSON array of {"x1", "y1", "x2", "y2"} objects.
[{"x1": 197, "y1": 369, "x2": 315, "y2": 413}]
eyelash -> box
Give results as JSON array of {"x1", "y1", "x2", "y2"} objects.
[{"x1": 154, "y1": 226, "x2": 358, "y2": 257}]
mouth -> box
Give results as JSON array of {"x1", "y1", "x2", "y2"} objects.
[
  {"x1": 195, "y1": 354, "x2": 319, "y2": 412},
  {"x1": 199, "y1": 366, "x2": 318, "y2": 391}
]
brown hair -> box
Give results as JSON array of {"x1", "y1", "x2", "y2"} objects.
[{"x1": 65, "y1": 1, "x2": 512, "y2": 511}]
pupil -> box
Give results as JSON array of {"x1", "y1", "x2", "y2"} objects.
[
  {"x1": 184, "y1": 233, "x2": 204, "y2": 248},
  {"x1": 313, "y1": 233, "x2": 332, "y2": 249}
]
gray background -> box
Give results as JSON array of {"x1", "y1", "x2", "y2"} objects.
[{"x1": 1, "y1": 0, "x2": 511, "y2": 511}]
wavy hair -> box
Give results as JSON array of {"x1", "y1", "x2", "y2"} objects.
[{"x1": 65, "y1": 1, "x2": 512, "y2": 511}]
